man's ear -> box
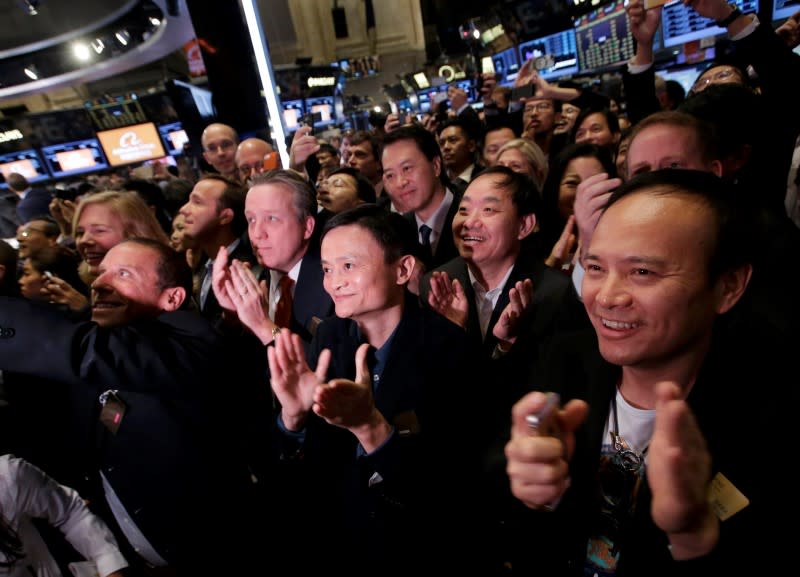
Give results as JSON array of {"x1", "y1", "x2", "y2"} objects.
[
  {"x1": 159, "y1": 287, "x2": 187, "y2": 312},
  {"x1": 715, "y1": 264, "x2": 752, "y2": 315},
  {"x1": 432, "y1": 155, "x2": 442, "y2": 179},
  {"x1": 218, "y1": 207, "x2": 234, "y2": 227},
  {"x1": 518, "y1": 213, "x2": 536, "y2": 240},
  {"x1": 303, "y1": 215, "x2": 316, "y2": 241},
  {"x1": 396, "y1": 254, "x2": 416, "y2": 285}
]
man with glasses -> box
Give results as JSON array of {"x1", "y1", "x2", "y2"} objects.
[
  {"x1": 235, "y1": 137, "x2": 275, "y2": 184},
  {"x1": 16, "y1": 216, "x2": 60, "y2": 261},
  {"x1": 201, "y1": 122, "x2": 240, "y2": 181}
]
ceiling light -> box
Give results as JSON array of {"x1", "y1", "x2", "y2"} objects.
[
  {"x1": 115, "y1": 30, "x2": 130, "y2": 46},
  {"x1": 23, "y1": 66, "x2": 38, "y2": 80},
  {"x1": 23, "y1": 0, "x2": 40, "y2": 16},
  {"x1": 73, "y1": 42, "x2": 91, "y2": 61},
  {"x1": 149, "y1": 17, "x2": 161, "y2": 27}
]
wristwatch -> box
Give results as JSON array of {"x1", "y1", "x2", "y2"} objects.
[{"x1": 715, "y1": 4, "x2": 742, "y2": 27}]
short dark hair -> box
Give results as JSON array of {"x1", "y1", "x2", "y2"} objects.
[
  {"x1": 0, "y1": 240, "x2": 18, "y2": 296},
  {"x1": 436, "y1": 116, "x2": 480, "y2": 143},
  {"x1": 27, "y1": 246, "x2": 88, "y2": 297},
  {"x1": 26, "y1": 216, "x2": 60, "y2": 239},
  {"x1": 382, "y1": 124, "x2": 447, "y2": 186},
  {"x1": 121, "y1": 238, "x2": 193, "y2": 299},
  {"x1": 321, "y1": 203, "x2": 418, "y2": 264},
  {"x1": 467, "y1": 165, "x2": 541, "y2": 217},
  {"x1": 317, "y1": 143, "x2": 339, "y2": 158},
  {"x1": 198, "y1": 174, "x2": 248, "y2": 236},
  {"x1": 571, "y1": 107, "x2": 621, "y2": 142},
  {"x1": 606, "y1": 169, "x2": 754, "y2": 283},
  {"x1": 327, "y1": 167, "x2": 377, "y2": 203},
  {"x1": 349, "y1": 130, "x2": 382, "y2": 161}
]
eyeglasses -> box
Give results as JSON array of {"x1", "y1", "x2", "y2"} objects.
[
  {"x1": 525, "y1": 102, "x2": 553, "y2": 114},
  {"x1": 204, "y1": 140, "x2": 236, "y2": 154},
  {"x1": 238, "y1": 163, "x2": 265, "y2": 177},
  {"x1": 691, "y1": 68, "x2": 738, "y2": 93}
]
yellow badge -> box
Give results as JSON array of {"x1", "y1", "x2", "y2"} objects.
[{"x1": 708, "y1": 472, "x2": 749, "y2": 521}]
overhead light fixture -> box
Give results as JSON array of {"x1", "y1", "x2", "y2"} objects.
[
  {"x1": 23, "y1": 65, "x2": 38, "y2": 80},
  {"x1": 115, "y1": 30, "x2": 130, "y2": 46},
  {"x1": 91, "y1": 38, "x2": 105, "y2": 54},
  {"x1": 23, "y1": 0, "x2": 40, "y2": 16},
  {"x1": 148, "y1": 17, "x2": 161, "y2": 27},
  {"x1": 72, "y1": 42, "x2": 91, "y2": 61}
]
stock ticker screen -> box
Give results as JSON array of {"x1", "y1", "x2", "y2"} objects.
[{"x1": 574, "y1": 1, "x2": 635, "y2": 73}]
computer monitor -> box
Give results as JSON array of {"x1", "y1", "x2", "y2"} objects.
[
  {"x1": 492, "y1": 47, "x2": 521, "y2": 86},
  {"x1": 454, "y1": 79, "x2": 476, "y2": 102},
  {"x1": 281, "y1": 99, "x2": 305, "y2": 132},
  {"x1": 96, "y1": 122, "x2": 168, "y2": 167},
  {"x1": 518, "y1": 28, "x2": 579, "y2": 80},
  {"x1": 42, "y1": 138, "x2": 108, "y2": 179},
  {"x1": 774, "y1": 0, "x2": 799, "y2": 21},
  {"x1": 656, "y1": 65, "x2": 708, "y2": 95},
  {"x1": 305, "y1": 96, "x2": 336, "y2": 128},
  {"x1": 661, "y1": 0, "x2": 758, "y2": 48},
  {"x1": 574, "y1": 1, "x2": 635, "y2": 73},
  {"x1": 0, "y1": 149, "x2": 49, "y2": 188},
  {"x1": 158, "y1": 122, "x2": 190, "y2": 157}
]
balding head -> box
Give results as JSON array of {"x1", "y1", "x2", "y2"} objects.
[
  {"x1": 201, "y1": 123, "x2": 239, "y2": 179},
  {"x1": 236, "y1": 138, "x2": 274, "y2": 182}
]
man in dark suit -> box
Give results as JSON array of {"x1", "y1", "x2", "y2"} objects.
[
  {"x1": 265, "y1": 205, "x2": 485, "y2": 576},
  {"x1": 436, "y1": 117, "x2": 485, "y2": 189},
  {"x1": 179, "y1": 173, "x2": 256, "y2": 326},
  {"x1": 381, "y1": 125, "x2": 461, "y2": 272},
  {"x1": 419, "y1": 166, "x2": 573, "y2": 427},
  {"x1": 0, "y1": 238, "x2": 264, "y2": 574},
  {"x1": 211, "y1": 169, "x2": 333, "y2": 346},
  {"x1": 6, "y1": 172, "x2": 52, "y2": 224}
]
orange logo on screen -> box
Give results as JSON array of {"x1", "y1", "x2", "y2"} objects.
[{"x1": 97, "y1": 123, "x2": 166, "y2": 166}]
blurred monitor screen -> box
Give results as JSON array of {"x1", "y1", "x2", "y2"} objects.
[
  {"x1": 0, "y1": 149, "x2": 49, "y2": 187},
  {"x1": 661, "y1": 0, "x2": 758, "y2": 47},
  {"x1": 492, "y1": 47, "x2": 521, "y2": 86},
  {"x1": 574, "y1": 1, "x2": 635, "y2": 72},
  {"x1": 282, "y1": 99, "x2": 305, "y2": 132},
  {"x1": 158, "y1": 122, "x2": 189, "y2": 157},
  {"x1": 42, "y1": 138, "x2": 108, "y2": 179},
  {"x1": 656, "y1": 65, "x2": 707, "y2": 95},
  {"x1": 413, "y1": 72, "x2": 430, "y2": 89},
  {"x1": 774, "y1": 0, "x2": 799, "y2": 20},
  {"x1": 96, "y1": 122, "x2": 167, "y2": 166},
  {"x1": 518, "y1": 28, "x2": 579, "y2": 80},
  {"x1": 305, "y1": 96, "x2": 335, "y2": 127}
]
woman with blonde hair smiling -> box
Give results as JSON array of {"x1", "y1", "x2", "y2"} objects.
[
  {"x1": 42, "y1": 190, "x2": 170, "y2": 313},
  {"x1": 496, "y1": 138, "x2": 548, "y2": 194}
]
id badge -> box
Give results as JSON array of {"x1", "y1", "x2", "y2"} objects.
[{"x1": 99, "y1": 389, "x2": 126, "y2": 435}]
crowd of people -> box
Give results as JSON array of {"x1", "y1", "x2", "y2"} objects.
[{"x1": 0, "y1": 0, "x2": 799, "y2": 574}]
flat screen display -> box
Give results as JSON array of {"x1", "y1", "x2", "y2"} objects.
[
  {"x1": 157, "y1": 122, "x2": 189, "y2": 157},
  {"x1": 661, "y1": 0, "x2": 759, "y2": 48},
  {"x1": 574, "y1": 1, "x2": 635, "y2": 72},
  {"x1": 774, "y1": 0, "x2": 799, "y2": 21},
  {"x1": 0, "y1": 149, "x2": 49, "y2": 185},
  {"x1": 492, "y1": 47, "x2": 521, "y2": 86},
  {"x1": 282, "y1": 100, "x2": 305, "y2": 132},
  {"x1": 42, "y1": 138, "x2": 108, "y2": 179},
  {"x1": 305, "y1": 96, "x2": 335, "y2": 127},
  {"x1": 518, "y1": 28, "x2": 579, "y2": 80},
  {"x1": 96, "y1": 122, "x2": 167, "y2": 167}
]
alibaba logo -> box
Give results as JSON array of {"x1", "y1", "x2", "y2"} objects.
[{"x1": 119, "y1": 131, "x2": 142, "y2": 148}]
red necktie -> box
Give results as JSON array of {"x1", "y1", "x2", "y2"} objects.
[{"x1": 274, "y1": 275, "x2": 294, "y2": 328}]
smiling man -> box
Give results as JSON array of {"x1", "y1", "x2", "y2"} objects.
[
  {"x1": 0, "y1": 237, "x2": 265, "y2": 574},
  {"x1": 503, "y1": 169, "x2": 797, "y2": 576}
]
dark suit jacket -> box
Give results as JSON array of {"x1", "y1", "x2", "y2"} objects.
[
  {"x1": 495, "y1": 316, "x2": 798, "y2": 576},
  {"x1": 404, "y1": 185, "x2": 461, "y2": 271},
  {"x1": 271, "y1": 295, "x2": 485, "y2": 576},
  {"x1": 0, "y1": 297, "x2": 266, "y2": 572},
  {"x1": 198, "y1": 231, "x2": 258, "y2": 327},
  {"x1": 420, "y1": 254, "x2": 575, "y2": 429},
  {"x1": 16, "y1": 187, "x2": 53, "y2": 223},
  {"x1": 0, "y1": 190, "x2": 19, "y2": 238}
]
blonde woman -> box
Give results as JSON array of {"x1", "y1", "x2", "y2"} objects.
[
  {"x1": 496, "y1": 138, "x2": 548, "y2": 194},
  {"x1": 42, "y1": 190, "x2": 169, "y2": 313}
]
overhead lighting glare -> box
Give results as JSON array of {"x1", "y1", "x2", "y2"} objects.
[
  {"x1": 24, "y1": 1, "x2": 39, "y2": 16},
  {"x1": 115, "y1": 30, "x2": 130, "y2": 46},
  {"x1": 149, "y1": 17, "x2": 161, "y2": 26},
  {"x1": 23, "y1": 66, "x2": 38, "y2": 80},
  {"x1": 91, "y1": 39, "x2": 105, "y2": 54},
  {"x1": 73, "y1": 42, "x2": 91, "y2": 61}
]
